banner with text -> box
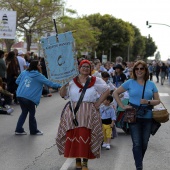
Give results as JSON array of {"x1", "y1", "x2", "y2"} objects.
[
  {"x1": 0, "y1": 11, "x2": 16, "y2": 39},
  {"x1": 40, "y1": 31, "x2": 79, "y2": 86}
]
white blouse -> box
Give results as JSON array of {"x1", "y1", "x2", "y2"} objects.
[{"x1": 66, "y1": 77, "x2": 109, "y2": 102}]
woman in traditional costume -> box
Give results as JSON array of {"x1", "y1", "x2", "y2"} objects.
[{"x1": 56, "y1": 60, "x2": 110, "y2": 170}]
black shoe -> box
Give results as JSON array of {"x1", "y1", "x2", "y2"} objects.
[{"x1": 30, "y1": 130, "x2": 43, "y2": 135}]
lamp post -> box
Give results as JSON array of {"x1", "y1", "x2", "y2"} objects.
[
  {"x1": 127, "y1": 44, "x2": 130, "y2": 62},
  {"x1": 146, "y1": 21, "x2": 170, "y2": 28},
  {"x1": 109, "y1": 43, "x2": 119, "y2": 62}
]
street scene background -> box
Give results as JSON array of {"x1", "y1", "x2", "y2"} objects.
[{"x1": 0, "y1": 77, "x2": 170, "y2": 170}]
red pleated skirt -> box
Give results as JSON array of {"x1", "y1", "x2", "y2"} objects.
[{"x1": 64, "y1": 127, "x2": 95, "y2": 159}]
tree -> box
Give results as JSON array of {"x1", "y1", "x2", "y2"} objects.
[
  {"x1": 129, "y1": 25, "x2": 145, "y2": 61},
  {"x1": 143, "y1": 36, "x2": 157, "y2": 59},
  {"x1": 0, "y1": 0, "x2": 64, "y2": 51},
  {"x1": 84, "y1": 13, "x2": 135, "y2": 61},
  {"x1": 4, "y1": 39, "x2": 15, "y2": 52},
  {"x1": 59, "y1": 16, "x2": 101, "y2": 58}
]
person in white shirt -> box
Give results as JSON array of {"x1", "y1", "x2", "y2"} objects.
[
  {"x1": 92, "y1": 60, "x2": 102, "y2": 78},
  {"x1": 17, "y1": 51, "x2": 27, "y2": 72}
]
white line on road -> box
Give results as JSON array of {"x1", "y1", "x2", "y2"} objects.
[
  {"x1": 159, "y1": 93, "x2": 169, "y2": 96},
  {"x1": 60, "y1": 158, "x2": 74, "y2": 170}
]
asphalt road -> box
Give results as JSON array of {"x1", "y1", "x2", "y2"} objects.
[{"x1": 0, "y1": 76, "x2": 170, "y2": 170}]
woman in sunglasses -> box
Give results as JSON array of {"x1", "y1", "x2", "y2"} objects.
[{"x1": 113, "y1": 60, "x2": 160, "y2": 170}]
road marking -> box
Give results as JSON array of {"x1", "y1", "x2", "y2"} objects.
[
  {"x1": 60, "y1": 158, "x2": 74, "y2": 170},
  {"x1": 159, "y1": 93, "x2": 169, "y2": 96}
]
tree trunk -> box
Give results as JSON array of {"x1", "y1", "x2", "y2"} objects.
[
  {"x1": 4, "y1": 39, "x2": 15, "y2": 52},
  {"x1": 25, "y1": 30, "x2": 32, "y2": 51}
]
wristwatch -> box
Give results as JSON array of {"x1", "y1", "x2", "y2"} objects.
[{"x1": 147, "y1": 100, "x2": 151, "y2": 105}]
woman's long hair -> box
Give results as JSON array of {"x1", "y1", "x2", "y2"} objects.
[
  {"x1": 132, "y1": 60, "x2": 149, "y2": 81},
  {"x1": 6, "y1": 51, "x2": 20, "y2": 76},
  {"x1": 27, "y1": 60, "x2": 41, "y2": 73}
]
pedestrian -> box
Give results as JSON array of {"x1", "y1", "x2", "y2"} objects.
[
  {"x1": 155, "y1": 62, "x2": 160, "y2": 83},
  {"x1": 101, "y1": 71, "x2": 118, "y2": 137},
  {"x1": 0, "y1": 77, "x2": 13, "y2": 106},
  {"x1": 6, "y1": 51, "x2": 20, "y2": 104},
  {"x1": 56, "y1": 59, "x2": 110, "y2": 170},
  {"x1": 168, "y1": 64, "x2": 170, "y2": 86},
  {"x1": 115, "y1": 56, "x2": 123, "y2": 65},
  {"x1": 0, "y1": 50, "x2": 7, "y2": 82},
  {"x1": 101, "y1": 71, "x2": 116, "y2": 95},
  {"x1": 113, "y1": 60, "x2": 160, "y2": 170},
  {"x1": 40, "y1": 57, "x2": 52, "y2": 97},
  {"x1": 115, "y1": 90, "x2": 130, "y2": 134},
  {"x1": 92, "y1": 60, "x2": 102, "y2": 78},
  {"x1": 148, "y1": 63, "x2": 153, "y2": 81},
  {"x1": 160, "y1": 62, "x2": 167, "y2": 85},
  {"x1": 100, "y1": 95, "x2": 116, "y2": 150},
  {"x1": 112, "y1": 64, "x2": 126, "y2": 87},
  {"x1": 15, "y1": 60, "x2": 61, "y2": 135},
  {"x1": 17, "y1": 51, "x2": 27, "y2": 72}
]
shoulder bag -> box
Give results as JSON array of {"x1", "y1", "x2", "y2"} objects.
[{"x1": 123, "y1": 81, "x2": 146, "y2": 123}]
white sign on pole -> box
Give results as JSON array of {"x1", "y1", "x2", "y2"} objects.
[
  {"x1": 0, "y1": 11, "x2": 17, "y2": 39},
  {"x1": 102, "y1": 55, "x2": 107, "y2": 63}
]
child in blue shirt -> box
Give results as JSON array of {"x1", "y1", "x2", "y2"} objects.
[{"x1": 100, "y1": 95, "x2": 116, "y2": 150}]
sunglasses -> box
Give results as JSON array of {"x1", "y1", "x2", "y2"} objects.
[
  {"x1": 81, "y1": 66, "x2": 90, "y2": 69},
  {"x1": 135, "y1": 67, "x2": 145, "y2": 71}
]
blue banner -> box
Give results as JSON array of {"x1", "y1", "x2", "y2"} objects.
[{"x1": 40, "y1": 31, "x2": 79, "y2": 86}]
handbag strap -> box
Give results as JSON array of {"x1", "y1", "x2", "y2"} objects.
[
  {"x1": 160, "y1": 101, "x2": 168, "y2": 111},
  {"x1": 74, "y1": 76, "x2": 91, "y2": 116},
  {"x1": 141, "y1": 81, "x2": 146, "y2": 99},
  {"x1": 137, "y1": 81, "x2": 146, "y2": 110}
]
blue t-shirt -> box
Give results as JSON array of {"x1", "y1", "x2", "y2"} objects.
[{"x1": 121, "y1": 79, "x2": 158, "y2": 118}]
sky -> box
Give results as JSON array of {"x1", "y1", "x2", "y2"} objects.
[{"x1": 65, "y1": 0, "x2": 170, "y2": 61}]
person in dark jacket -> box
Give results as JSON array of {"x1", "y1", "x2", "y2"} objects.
[
  {"x1": 112, "y1": 64, "x2": 126, "y2": 87},
  {"x1": 40, "y1": 57, "x2": 52, "y2": 97},
  {"x1": 0, "y1": 50, "x2": 7, "y2": 82},
  {"x1": 6, "y1": 51, "x2": 20, "y2": 104},
  {"x1": 160, "y1": 62, "x2": 167, "y2": 85},
  {"x1": 155, "y1": 63, "x2": 160, "y2": 83},
  {"x1": 15, "y1": 60, "x2": 61, "y2": 135}
]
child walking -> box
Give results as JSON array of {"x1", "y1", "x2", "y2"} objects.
[{"x1": 100, "y1": 95, "x2": 116, "y2": 150}]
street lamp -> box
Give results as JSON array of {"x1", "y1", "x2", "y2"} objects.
[
  {"x1": 109, "y1": 43, "x2": 119, "y2": 62},
  {"x1": 146, "y1": 21, "x2": 170, "y2": 28},
  {"x1": 127, "y1": 44, "x2": 130, "y2": 62}
]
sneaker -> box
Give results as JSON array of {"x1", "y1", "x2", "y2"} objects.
[
  {"x1": 7, "y1": 108, "x2": 14, "y2": 115},
  {"x1": 4, "y1": 105, "x2": 10, "y2": 109},
  {"x1": 15, "y1": 131, "x2": 27, "y2": 135},
  {"x1": 30, "y1": 130, "x2": 43, "y2": 135},
  {"x1": 102, "y1": 143, "x2": 107, "y2": 148},
  {"x1": 106, "y1": 144, "x2": 110, "y2": 150}
]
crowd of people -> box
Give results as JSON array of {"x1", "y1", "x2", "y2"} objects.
[
  {"x1": 0, "y1": 49, "x2": 167, "y2": 169},
  {"x1": 56, "y1": 56, "x2": 164, "y2": 170},
  {"x1": 0, "y1": 49, "x2": 56, "y2": 115}
]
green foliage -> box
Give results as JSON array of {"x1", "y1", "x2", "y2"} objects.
[
  {"x1": 0, "y1": 0, "x2": 64, "y2": 51},
  {"x1": 84, "y1": 13, "x2": 135, "y2": 61},
  {"x1": 143, "y1": 36, "x2": 157, "y2": 59},
  {"x1": 0, "y1": 0, "x2": 158, "y2": 60},
  {"x1": 59, "y1": 16, "x2": 101, "y2": 57}
]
